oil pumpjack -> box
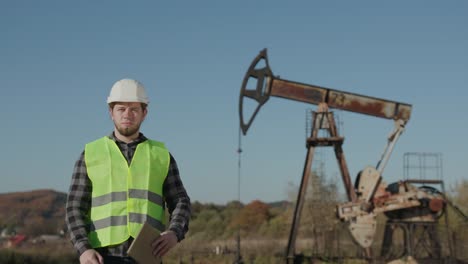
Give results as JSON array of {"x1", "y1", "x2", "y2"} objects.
[{"x1": 239, "y1": 49, "x2": 448, "y2": 263}]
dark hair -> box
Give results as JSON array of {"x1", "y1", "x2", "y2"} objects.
[{"x1": 109, "y1": 103, "x2": 147, "y2": 111}]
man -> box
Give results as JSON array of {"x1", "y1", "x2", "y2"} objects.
[{"x1": 66, "y1": 79, "x2": 191, "y2": 264}]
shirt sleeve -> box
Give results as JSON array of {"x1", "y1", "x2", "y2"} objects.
[
  {"x1": 163, "y1": 154, "x2": 191, "y2": 242},
  {"x1": 65, "y1": 151, "x2": 94, "y2": 256}
]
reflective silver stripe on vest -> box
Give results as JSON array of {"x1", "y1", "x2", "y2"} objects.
[
  {"x1": 90, "y1": 214, "x2": 165, "y2": 232},
  {"x1": 92, "y1": 192, "x2": 127, "y2": 207},
  {"x1": 128, "y1": 189, "x2": 164, "y2": 206},
  {"x1": 91, "y1": 190, "x2": 163, "y2": 208},
  {"x1": 129, "y1": 213, "x2": 165, "y2": 231},
  {"x1": 90, "y1": 215, "x2": 127, "y2": 231}
]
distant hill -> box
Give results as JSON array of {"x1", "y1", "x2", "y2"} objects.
[{"x1": 0, "y1": 189, "x2": 67, "y2": 235}]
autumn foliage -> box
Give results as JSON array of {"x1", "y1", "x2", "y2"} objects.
[{"x1": 230, "y1": 200, "x2": 270, "y2": 231}]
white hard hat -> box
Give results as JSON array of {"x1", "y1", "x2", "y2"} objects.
[{"x1": 107, "y1": 78, "x2": 149, "y2": 104}]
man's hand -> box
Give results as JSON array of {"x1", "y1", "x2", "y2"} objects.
[
  {"x1": 79, "y1": 249, "x2": 103, "y2": 264},
  {"x1": 151, "y1": 230, "x2": 178, "y2": 257}
]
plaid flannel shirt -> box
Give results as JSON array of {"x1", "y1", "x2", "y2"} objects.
[{"x1": 65, "y1": 133, "x2": 191, "y2": 257}]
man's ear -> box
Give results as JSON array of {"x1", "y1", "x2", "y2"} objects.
[
  {"x1": 109, "y1": 106, "x2": 114, "y2": 120},
  {"x1": 143, "y1": 108, "x2": 148, "y2": 120}
]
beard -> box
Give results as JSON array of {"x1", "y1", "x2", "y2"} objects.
[{"x1": 115, "y1": 122, "x2": 141, "y2": 137}]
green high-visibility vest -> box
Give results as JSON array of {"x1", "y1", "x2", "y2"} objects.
[{"x1": 84, "y1": 137, "x2": 169, "y2": 248}]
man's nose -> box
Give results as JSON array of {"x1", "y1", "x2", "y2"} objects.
[{"x1": 123, "y1": 108, "x2": 132, "y2": 117}]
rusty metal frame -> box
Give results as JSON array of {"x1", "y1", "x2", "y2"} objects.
[
  {"x1": 380, "y1": 179, "x2": 457, "y2": 262},
  {"x1": 286, "y1": 106, "x2": 355, "y2": 263}
]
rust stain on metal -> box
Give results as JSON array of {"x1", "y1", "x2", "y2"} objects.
[
  {"x1": 328, "y1": 90, "x2": 412, "y2": 121},
  {"x1": 271, "y1": 79, "x2": 326, "y2": 104},
  {"x1": 429, "y1": 198, "x2": 445, "y2": 212},
  {"x1": 270, "y1": 79, "x2": 412, "y2": 122},
  {"x1": 350, "y1": 101, "x2": 393, "y2": 119}
]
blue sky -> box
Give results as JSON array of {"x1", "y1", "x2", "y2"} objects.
[{"x1": 1, "y1": 1, "x2": 467, "y2": 204}]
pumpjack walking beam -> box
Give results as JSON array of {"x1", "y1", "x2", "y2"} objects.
[
  {"x1": 239, "y1": 49, "x2": 411, "y2": 136},
  {"x1": 238, "y1": 49, "x2": 412, "y2": 262}
]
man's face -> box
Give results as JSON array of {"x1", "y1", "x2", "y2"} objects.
[{"x1": 110, "y1": 102, "x2": 147, "y2": 137}]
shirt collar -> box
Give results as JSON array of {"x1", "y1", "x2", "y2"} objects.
[{"x1": 108, "y1": 132, "x2": 147, "y2": 145}]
